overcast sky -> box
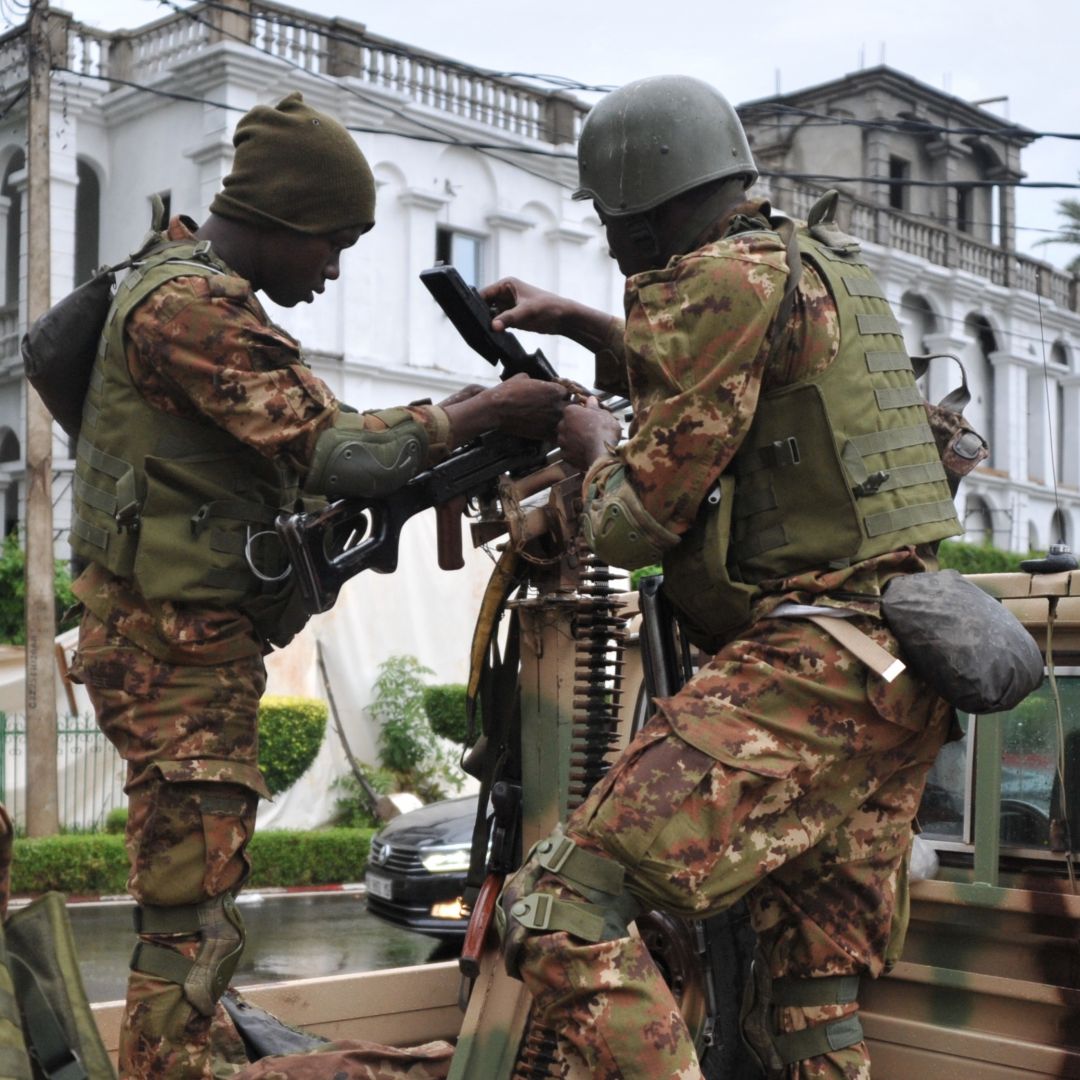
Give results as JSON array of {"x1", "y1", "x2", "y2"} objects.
[{"x1": 24, "y1": 0, "x2": 1080, "y2": 268}]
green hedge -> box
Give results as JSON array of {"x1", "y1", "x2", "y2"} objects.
[
  {"x1": 10, "y1": 828, "x2": 376, "y2": 896},
  {"x1": 258, "y1": 696, "x2": 328, "y2": 796},
  {"x1": 423, "y1": 683, "x2": 472, "y2": 746}
]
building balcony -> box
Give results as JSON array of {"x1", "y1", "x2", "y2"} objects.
[{"x1": 767, "y1": 178, "x2": 1079, "y2": 314}]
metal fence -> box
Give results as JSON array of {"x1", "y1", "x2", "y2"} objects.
[{"x1": 0, "y1": 712, "x2": 125, "y2": 832}]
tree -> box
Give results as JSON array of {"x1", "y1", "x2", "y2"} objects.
[
  {"x1": 1035, "y1": 194, "x2": 1080, "y2": 275},
  {"x1": 0, "y1": 533, "x2": 77, "y2": 645}
]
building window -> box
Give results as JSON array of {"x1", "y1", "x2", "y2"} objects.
[
  {"x1": 435, "y1": 227, "x2": 483, "y2": 288},
  {"x1": 956, "y1": 186, "x2": 972, "y2": 234},
  {"x1": 75, "y1": 159, "x2": 101, "y2": 286},
  {"x1": 2, "y1": 151, "x2": 24, "y2": 308},
  {"x1": 888, "y1": 155, "x2": 910, "y2": 211}
]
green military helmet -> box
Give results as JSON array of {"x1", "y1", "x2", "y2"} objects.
[{"x1": 573, "y1": 74, "x2": 757, "y2": 217}]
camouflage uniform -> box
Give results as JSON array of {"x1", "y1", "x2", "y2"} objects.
[
  {"x1": 502, "y1": 201, "x2": 955, "y2": 1079},
  {"x1": 70, "y1": 217, "x2": 451, "y2": 1080}
]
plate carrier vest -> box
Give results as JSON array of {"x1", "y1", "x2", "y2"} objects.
[
  {"x1": 70, "y1": 238, "x2": 306, "y2": 647},
  {"x1": 663, "y1": 203, "x2": 963, "y2": 649}
]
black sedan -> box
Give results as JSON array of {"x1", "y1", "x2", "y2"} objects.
[{"x1": 364, "y1": 794, "x2": 479, "y2": 940}]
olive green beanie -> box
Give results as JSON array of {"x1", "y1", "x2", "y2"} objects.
[{"x1": 210, "y1": 91, "x2": 376, "y2": 235}]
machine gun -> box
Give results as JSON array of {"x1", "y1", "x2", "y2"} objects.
[{"x1": 275, "y1": 264, "x2": 597, "y2": 615}]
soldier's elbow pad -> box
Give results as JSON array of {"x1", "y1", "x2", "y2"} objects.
[
  {"x1": 582, "y1": 476, "x2": 679, "y2": 570},
  {"x1": 305, "y1": 410, "x2": 428, "y2": 498}
]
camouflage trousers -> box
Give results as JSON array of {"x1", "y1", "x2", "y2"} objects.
[
  {"x1": 505, "y1": 615, "x2": 952, "y2": 1080},
  {"x1": 72, "y1": 611, "x2": 269, "y2": 1080}
]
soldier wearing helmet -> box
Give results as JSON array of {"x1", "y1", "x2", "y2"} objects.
[{"x1": 484, "y1": 74, "x2": 959, "y2": 1079}]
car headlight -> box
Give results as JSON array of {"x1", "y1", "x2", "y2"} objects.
[{"x1": 420, "y1": 846, "x2": 471, "y2": 873}]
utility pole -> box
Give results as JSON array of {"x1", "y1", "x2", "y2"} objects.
[{"x1": 24, "y1": 0, "x2": 59, "y2": 837}]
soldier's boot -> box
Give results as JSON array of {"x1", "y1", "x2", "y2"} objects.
[{"x1": 500, "y1": 827, "x2": 703, "y2": 1080}]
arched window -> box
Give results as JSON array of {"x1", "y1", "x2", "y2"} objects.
[
  {"x1": 75, "y1": 158, "x2": 101, "y2": 286},
  {"x1": 2, "y1": 150, "x2": 25, "y2": 308},
  {"x1": 964, "y1": 313, "x2": 997, "y2": 468},
  {"x1": 963, "y1": 495, "x2": 994, "y2": 545},
  {"x1": 0, "y1": 427, "x2": 19, "y2": 537}
]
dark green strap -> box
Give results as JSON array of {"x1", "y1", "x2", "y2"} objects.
[
  {"x1": 864, "y1": 497, "x2": 958, "y2": 538},
  {"x1": 208, "y1": 529, "x2": 246, "y2": 557},
  {"x1": 130, "y1": 940, "x2": 194, "y2": 987},
  {"x1": 734, "y1": 522, "x2": 788, "y2": 560},
  {"x1": 733, "y1": 436, "x2": 801, "y2": 477},
  {"x1": 874, "y1": 386, "x2": 924, "y2": 410},
  {"x1": 773, "y1": 1014, "x2": 864, "y2": 1065},
  {"x1": 190, "y1": 499, "x2": 276, "y2": 537},
  {"x1": 535, "y1": 833, "x2": 625, "y2": 896},
  {"x1": 507, "y1": 893, "x2": 605, "y2": 943},
  {"x1": 72, "y1": 475, "x2": 116, "y2": 516},
  {"x1": 732, "y1": 483, "x2": 778, "y2": 520},
  {"x1": 856, "y1": 312, "x2": 902, "y2": 336},
  {"x1": 76, "y1": 436, "x2": 129, "y2": 480},
  {"x1": 133, "y1": 904, "x2": 200, "y2": 935},
  {"x1": 842, "y1": 276, "x2": 885, "y2": 299},
  {"x1": 865, "y1": 350, "x2": 912, "y2": 373},
  {"x1": 773, "y1": 973, "x2": 859, "y2": 1007},
  {"x1": 861, "y1": 460, "x2": 947, "y2": 496},
  {"x1": 846, "y1": 422, "x2": 935, "y2": 457},
  {"x1": 8, "y1": 955, "x2": 86, "y2": 1080},
  {"x1": 70, "y1": 516, "x2": 110, "y2": 553}
]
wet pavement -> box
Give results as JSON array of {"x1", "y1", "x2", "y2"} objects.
[{"x1": 66, "y1": 890, "x2": 459, "y2": 1003}]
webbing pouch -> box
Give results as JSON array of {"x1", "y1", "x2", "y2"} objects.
[
  {"x1": 662, "y1": 475, "x2": 760, "y2": 653},
  {"x1": 6, "y1": 892, "x2": 116, "y2": 1079}
]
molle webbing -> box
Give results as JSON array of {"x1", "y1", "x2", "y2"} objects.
[
  {"x1": 70, "y1": 240, "x2": 302, "y2": 626},
  {"x1": 728, "y1": 228, "x2": 959, "y2": 581}
]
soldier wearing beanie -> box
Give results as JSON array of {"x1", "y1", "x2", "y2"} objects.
[{"x1": 69, "y1": 92, "x2": 566, "y2": 1080}]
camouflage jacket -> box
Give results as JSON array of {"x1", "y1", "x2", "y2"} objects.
[
  {"x1": 588, "y1": 199, "x2": 934, "y2": 612},
  {"x1": 74, "y1": 216, "x2": 451, "y2": 665}
]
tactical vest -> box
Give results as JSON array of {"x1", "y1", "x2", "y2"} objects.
[
  {"x1": 71, "y1": 239, "x2": 306, "y2": 647},
  {"x1": 663, "y1": 218, "x2": 961, "y2": 648}
]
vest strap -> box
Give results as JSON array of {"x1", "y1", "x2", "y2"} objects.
[
  {"x1": 773, "y1": 973, "x2": 860, "y2": 1007},
  {"x1": 864, "y1": 497, "x2": 959, "y2": 538},
  {"x1": 508, "y1": 893, "x2": 606, "y2": 943},
  {"x1": 130, "y1": 940, "x2": 194, "y2": 986},
  {"x1": 855, "y1": 312, "x2": 902, "y2": 336},
  {"x1": 874, "y1": 386, "x2": 924, "y2": 410},
  {"x1": 133, "y1": 904, "x2": 201, "y2": 935},
  {"x1": 72, "y1": 474, "x2": 115, "y2": 515},
  {"x1": 842, "y1": 275, "x2": 885, "y2": 299},
  {"x1": 773, "y1": 1015, "x2": 864, "y2": 1065},
  {"x1": 70, "y1": 515, "x2": 109, "y2": 552},
  {"x1": 865, "y1": 350, "x2": 912, "y2": 373},
  {"x1": 736, "y1": 522, "x2": 788, "y2": 559},
  {"x1": 862, "y1": 460, "x2": 947, "y2": 496},
  {"x1": 8, "y1": 953, "x2": 87, "y2": 1080},
  {"x1": 733, "y1": 484, "x2": 779, "y2": 519},
  {"x1": 190, "y1": 499, "x2": 277, "y2": 537},
  {"x1": 845, "y1": 422, "x2": 935, "y2": 457}
]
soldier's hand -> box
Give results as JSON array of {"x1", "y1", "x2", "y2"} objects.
[
  {"x1": 487, "y1": 374, "x2": 569, "y2": 440},
  {"x1": 481, "y1": 277, "x2": 569, "y2": 335},
  {"x1": 443, "y1": 374, "x2": 568, "y2": 448},
  {"x1": 438, "y1": 384, "x2": 485, "y2": 408},
  {"x1": 557, "y1": 397, "x2": 622, "y2": 471}
]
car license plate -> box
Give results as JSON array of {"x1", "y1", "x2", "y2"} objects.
[{"x1": 366, "y1": 871, "x2": 393, "y2": 900}]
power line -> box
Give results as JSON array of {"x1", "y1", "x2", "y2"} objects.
[{"x1": 740, "y1": 102, "x2": 1080, "y2": 142}]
